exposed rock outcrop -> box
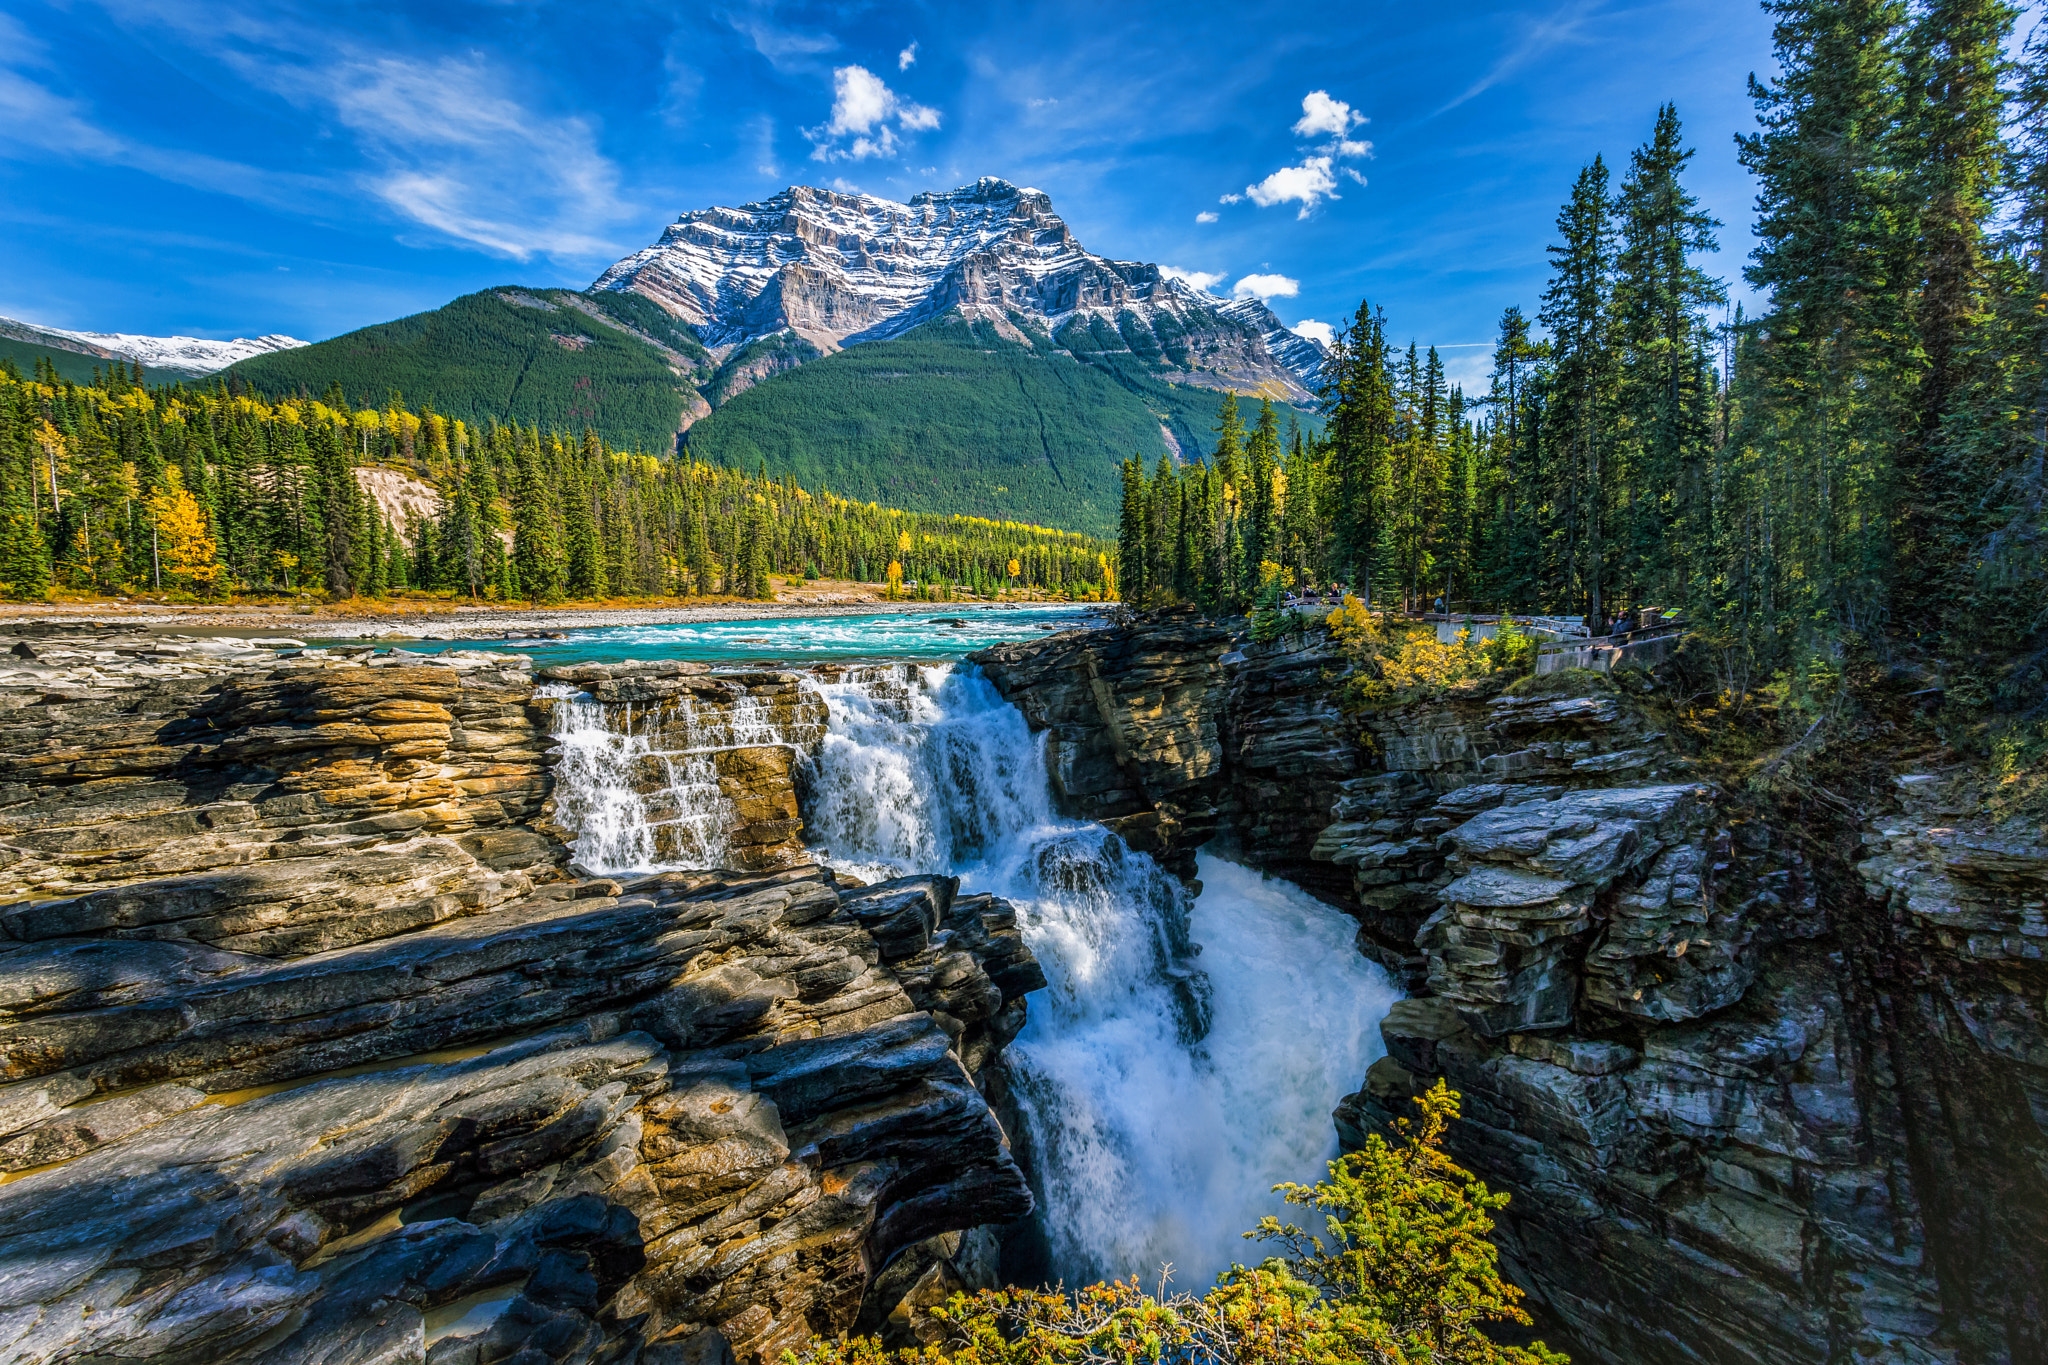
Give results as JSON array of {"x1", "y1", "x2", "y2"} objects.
[
  {"x1": 973, "y1": 612, "x2": 2046, "y2": 1365},
  {"x1": 0, "y1": 634, "x2": 1043, "y2": 1365}
]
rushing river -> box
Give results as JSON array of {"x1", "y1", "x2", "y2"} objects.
[{"x1": 533, "y1": 619, "x2": 1400, "y2": 1290}]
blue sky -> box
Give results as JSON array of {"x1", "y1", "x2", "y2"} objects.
[{"x1": 0, "y1": 0, "x2": 1778, "y2": 390}]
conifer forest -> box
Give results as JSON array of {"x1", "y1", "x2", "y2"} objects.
[
  {"x1": 1120, "y1": 3, "x2": 2046, "y2": 761},
  {"x1": 0, "y1": 366, "x2": 1112, "y2": 606}
]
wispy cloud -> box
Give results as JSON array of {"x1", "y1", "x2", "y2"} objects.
[
  {"x1": 899, "y1": 41, "x2": 919, "y2": 71},
  {"x1": 322, "y1": 55, "x2": 626, "y2": 259},
  {"x1": 1234, "y1": 273, "x2": 1299, "y2": 300},
  {"x1": 1195, "y1": 210, "x2": 1218, "y2": 223},
  {"x1": 17, "y1": 3, "x2": 636, "y2": 263},
  {"x1": 0, "y1": 39, "x2": 330, "y2": 220},
  {"x1": 808, "y1": 64, "x2": 940, "y2": 161},
  {"x1": 1291, "y1": 319, "x2": 1335, "y2": 346},
  {"x1": 1433, "y1": 2, "x2": 1598, "y2": 117},
  {"x1": 731, "y1": 14, "x2": 840, "y2": 72}
]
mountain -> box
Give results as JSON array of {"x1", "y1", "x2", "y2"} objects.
[
  {"x1": 593, "y1": 177, "x2": 1324, "y2": 403},
  {"x1": 226, "y1": 287, "x2": 714, "y2": 455},
  {"x1": 0, "y1": 315, "x2": 302, "y2": 382},
  {"x1": 221, "y1": 178, "x2": 1327, "y2": 535}
]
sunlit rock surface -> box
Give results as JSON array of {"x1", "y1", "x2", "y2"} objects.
[{"x1": 0, "y1": 629, "x2": 1039, "y2": 1364}]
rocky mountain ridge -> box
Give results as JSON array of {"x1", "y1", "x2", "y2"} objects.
[
  {"x1": 593, "y1": 178, "x2": 1324, "y2": 403},
  {"x1": 971, "y1": 609, "x2": 2047, "y2": 1365},
  {"x1": 0, "y1": 314, "x2": 305, "y2": 377}
]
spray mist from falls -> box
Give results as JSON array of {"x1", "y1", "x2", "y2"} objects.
[{"x1": 802, "y1": 664, "x2": 1401, "y2": 1287}]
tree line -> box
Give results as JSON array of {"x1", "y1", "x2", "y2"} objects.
[
  {"x1": 1120, "y1": 0, "x2": 2044, "y2": 738},
  {"x1": 0, "y1": 365, "x2": 1114, "y2": 603}
]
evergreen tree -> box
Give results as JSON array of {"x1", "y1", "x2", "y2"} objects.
[
  {"x1": 1612, "y1": 104, "x2": 1726, "y2": 610},
  {"x1": 1540, "y1": 155, "x2": 1618, "y2": 622}
]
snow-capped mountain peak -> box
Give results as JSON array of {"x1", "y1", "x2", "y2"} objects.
[
  {"x1": 591, "y1": 178, "x2": 1323, "y2": 400},
  {"x1": 0, "y1": 315, "x2": 305, "y2": 375}
]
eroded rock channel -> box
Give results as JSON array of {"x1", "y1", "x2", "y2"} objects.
[
  {"x1": 3, "y1": 614, "x2": 2040, "y2": 1365},
  {"x1": 972, "y1": 607, "x2": 2048, "y2": 1365}
]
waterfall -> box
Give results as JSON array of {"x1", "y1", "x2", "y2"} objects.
[
  {"x1": 802, "y1": 664, "x2": 1401, "y2": 1289},
  {"x1": 543, "y1": 662, "x2": 1400, "y2": 1288},
  {"x1": 540, "y1": 682, "x2": 778, "y2": 873}
]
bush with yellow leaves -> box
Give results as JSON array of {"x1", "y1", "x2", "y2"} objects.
[
  {"x1": 1323, "y1": 597, "x2": 1533, "y2": 711},
  {"x1": 785, "y1": 1083, "x2": 1563, "y2": 1365}
]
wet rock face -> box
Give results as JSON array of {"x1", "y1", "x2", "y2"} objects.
[
  {"x1": 0, "y1": 637, "x2": 1041, "y2": 1365},
  {"x1": 537, "y1": 662, "x2": 828, "y2": 872},
  {"x1": 978, "y1": 614, "x2": 2045, "y2": 1365}
]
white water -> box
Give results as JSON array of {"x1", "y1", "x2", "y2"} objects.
[
  {"x1": 540, "y1": 682, "x2": 781, "y2": 872},
  {"x1": 543, "y1": 660, "x2": 1400, "y2": 1287},
  {"x1": 801, "y1": 664, "x2": 1401, "y2": 1287}
]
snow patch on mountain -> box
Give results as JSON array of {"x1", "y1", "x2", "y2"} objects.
[
  {"x1": 0, "y1": 315, "x2": 305, "y2": 374},
  {"x1": 591, "y1": 177, "x2": 1325, "y2": 399}
]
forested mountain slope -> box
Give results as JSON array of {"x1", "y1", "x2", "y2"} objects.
[
  {"x1": 225, "y1": 288, "x2": 712, "y2": 455},
  {"x1": 219, "y1": 178, "x2": 1327, "y2": 535},
  {"x1": 682, "y1": 316, "x2": 1317, "y2": 536}
]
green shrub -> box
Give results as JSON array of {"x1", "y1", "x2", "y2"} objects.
[{"x1": 788, "y1": 1083, "x2": 1564, "y2": 1365}]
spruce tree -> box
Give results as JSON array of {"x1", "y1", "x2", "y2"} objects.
[
  {"x1": 1612, "y1": 104, "x2": 1726, "y2": 610},
  {"x1": 1540, "y1": 155, "x2": 1618, "y2": 623}
]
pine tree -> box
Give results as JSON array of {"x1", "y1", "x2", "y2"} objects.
[
  {"x1": 1541, "y1": 155, "x2": 1618, "y2": 622},
  {"x1": 1116, "y1": 455, "x2": 1149, "y2": 606},
  {"x1": 1612, "y1": 104, "x2": 1727, "y2": 610},
  {"x1": 1737, "y1": 0, "x2": 1915, "y2": 646},
  {"x1": 1326, "y1": 299, "x2": 1394, "y2": 597},
  {"x1": 1896, "y1": 0, "x2": 2016, "y2": 626}
]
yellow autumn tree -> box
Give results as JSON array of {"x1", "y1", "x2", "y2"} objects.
[
  {"x1": 146, "y1": 467, "x2": 219, "y2": 591},
  {"x1": 885, "y1": 560, "x2": 904, "y2": 599}
]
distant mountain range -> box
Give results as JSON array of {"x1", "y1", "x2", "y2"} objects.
[
  {"x1": 15, "y1": 179, "x2": 1327, "y2": 535},
  {"x1": 0, "y1": 315, "x2": 303, "y2": 383}
]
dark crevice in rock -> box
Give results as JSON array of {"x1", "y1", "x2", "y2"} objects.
[{"x1": 972, "y1": 610, "x2": 2048, "y2": 1365}]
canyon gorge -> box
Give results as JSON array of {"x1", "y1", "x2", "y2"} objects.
[{"x1": 0, "y1": 611, "x2": 2040, "y2": 1365}]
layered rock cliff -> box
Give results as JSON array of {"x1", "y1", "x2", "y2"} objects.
[
  {"x1": 0, "y1": 629, "x2": 1043, "y2": 1365},
  {"x1": 971, "y1": 609, "x2": 2047, "y2": 1365}
]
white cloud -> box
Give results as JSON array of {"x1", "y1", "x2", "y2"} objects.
[
  {"x1": 899, "y1": 42, "x2": 918, "y2": 70},
  {"x1": 1241, "y1": 89, "x2": 1373, "y2": 218},
  {"x1": 1234, "y1": 273, "x2": 1299, "y2": 301},
  {"x1": 1218, "y1": 192, "x2": 1242, "y2": 204},
  {"x1": 826, "y1": 65, "x2": 894, "y2": 135},
  {"x1": 1195, "y1": 210, "x2": 1218, "y2": 223},
  {"x1": 1160, "y1": 266, "x2": 1226, "y2": 292},
  {"x1": 810, "y1": 64, "x2": 940, "y2": 160},
  {"x1": 1293, "y1": 90, "x2": 1365, "y2": 138},
  {"x1": 324, "y1": 55, "x2": 624, "y2": 259},
  {"x1": 1245, "y1": 157, "x2": 1337, "y2": 218},
  {"x1": 1291, "y1": 319, "x2": 1335, "y2": 346}
]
